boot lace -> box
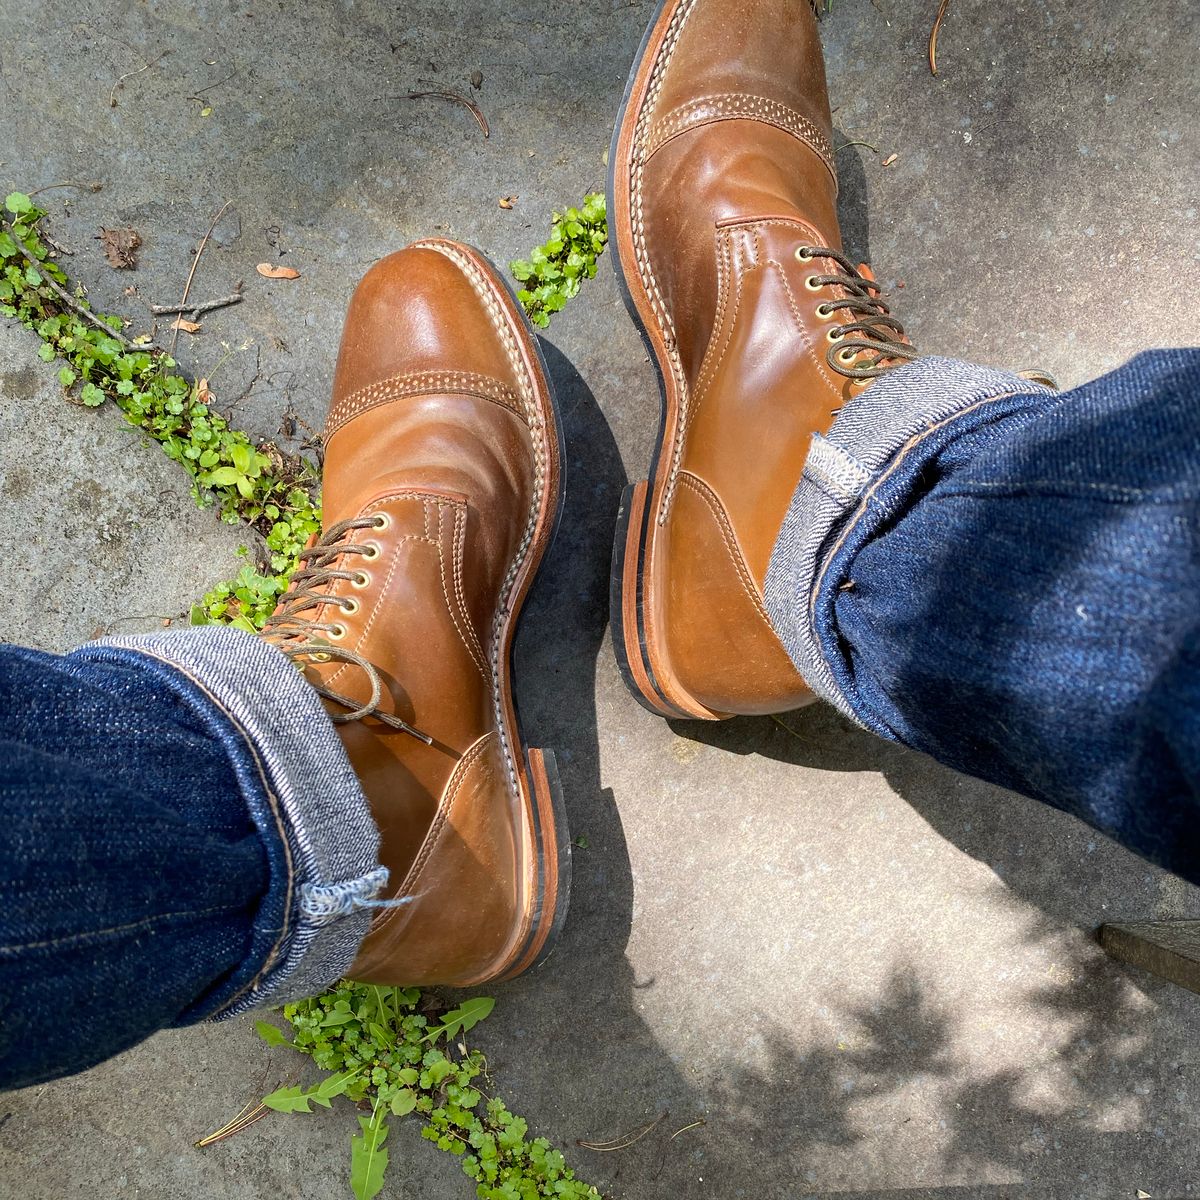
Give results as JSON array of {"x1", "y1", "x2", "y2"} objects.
[
  {"x1": 262, "y1": 515, "x2": 432, "y2": 744},
  {"x1": 797, "y1": 244, "x2": 919, "y2": 380}
]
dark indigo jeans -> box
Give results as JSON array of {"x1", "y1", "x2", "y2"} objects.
[
  {"x1": 768, "y1": 348, "x2": 1200, "y2": 886},
  {"x1": 0, "y1": 647, "x2": 274, "y2": 1089},
  {"x1": 0, "y1": 628, "x2": 383, "y2": 1093},
  {"x1": 2, "y1": 349, "x2": 1198, "y2": 1094}
]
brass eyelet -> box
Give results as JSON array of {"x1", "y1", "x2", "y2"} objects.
[
  {"x1": 804, "y1": 275, "x2": 823, "y2": 292},
  {"x1": 328, "y1": 623, "x2": 347, "y2": 640},
  {"x1": 837, "y1": 347, "x2": 857, "y2": 364},
  {"x1": 351, "y1": 571, "x2": 371, "y2": 589},
  {"x1": 361, "y1": 543, "x2": 381, "y2": 561},
  {"x1": 310, "y1": 651, "x2": 332, "y2": 664},
  {"x1": 372, "y1": 512, "x2": 391, "y2": 531},
  {"x1": 827, "y1": 327, "x2": 844, "y2": 343},
  {"x1": 340, "y1": 597, "x2": 360, "y2": 616},
  {"x1": 815, "y1": 303, "x2": 833, "y2": 318},
  {"x1": 794, "y1": 246, "x2": 813, "y2": 261}
]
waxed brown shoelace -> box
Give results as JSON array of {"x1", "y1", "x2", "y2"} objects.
[
  {"x1": 262, "y1": 515, "x2": 432, "y2": 743},
  {"x1": 798, "y1": 243, "x2": 920, "y2": 380}
]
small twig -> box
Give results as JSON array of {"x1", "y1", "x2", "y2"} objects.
[
  {"x1": 150, "y1": 289, "x2": 243, "y2": 317},
  {"x1": 42, "y1": 231, "x2": 74, "y2": 256},
  {"x1": 929, "y1": 0, "x2": 951, "y2": 76},
  {"x1": 403, "y1": 90, "x2": 489, "y2": 138},
  {"x1": 2, "y1": 215, "x2": 159, "y2": 352},
  {"x1": 28, "y1": 180, "x2": 102, "y2": 197},
  {"x1": 109, "y1": 49, "x2": 169, "y2": 108},
  {"x1": 170, "y1": 200, "x2": 234, "y2": 358},
  {"x1": 187, "y1": 70, "x2": 237, "y2": 102},
  {"x1": 577, "y1": 1111, "x2": 667, "y2": 1152},
  {"x1": 836, "y1": 139, "x2": 879, "y2": 154},
  {"x1": 669, "y1": 1119, "x2": 706, "y2": 1140}
]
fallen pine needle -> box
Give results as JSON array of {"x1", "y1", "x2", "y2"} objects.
[
  {"x1": 669, "y1": 1119, "x2": 706, "y2": 1140},
  {"x1": 577, "y1": 1111, "x2": 667, "y2": 1152},
  {"x1": 836, "y1": 139, "x2": 879, "y2": 154},
  {"x1": 406, "y1": 90, "x2": 490, "y2": 138},
  {"x1": 929, "y1": 0, "x2": 951, "y2": 76},
  {"x1": 195, "y1": 1099, "x2": 270, "y2": 1147}
]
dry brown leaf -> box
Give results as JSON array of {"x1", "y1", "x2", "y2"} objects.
[
  {"x1": 171, "y1": 317, "x2": 202, "y2": 334},
  {"x1": 196, "y1": 377, "x2": 213, "y2": 404},
  {"x1": 498, "y1": 195, "x2": 518, "y2": 210},
  {"x1": 256, "y1": 263, "x2": 301, "y2": 280},
  {"x1": 99, "y1": 227, "x2": 141, "y2": 269},
  {"x1": 882, "y1": 153, "x2": 899, "y2": 167}
]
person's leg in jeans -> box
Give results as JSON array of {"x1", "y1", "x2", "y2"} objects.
[
  {"x1": 765, "y1": 349, "x2": 1200, "y2": 886},
  {"x1": 605, "y1": 0, "x2": 1198, "y2": 880},
  {"x1": 0, "y1": 240, "x2": 570, "y2": 1090}
]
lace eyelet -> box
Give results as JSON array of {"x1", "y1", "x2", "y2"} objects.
[
  {"x1": 804, "y1": 275, "x2": 823, "y2": 292},
  {"x1": 815, "y1": 303, "x2": 833, "y2": 318},
  {"x1": 361, "y1": 543, "x2": 381, "y2": 561},
  {"x1": 341, "y1": 597, "x2": 360, "y2": 616},
  {"x1": 837, "y1": 347, "x2": 857, "y2": 364},
  {"x1": 794, "y1": 246, "x2": 813, "y2": 261},
  {"x1": 827, "y1": 327, "x2": 844, "y2": 343},
  {"x1": 372, "y1": 512, "x2": 391, "y2": 531},
  {"x1": 328, "y1": 624, "x2": 347, "y2": 640},
  {"x1": 310, "y1": 651, "x2": 332, "y2": 663},
  {"x1": 351, "y1": 571, "x2": 371, "y2": 589}
]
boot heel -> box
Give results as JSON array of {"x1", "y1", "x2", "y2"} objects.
[
  {"x1": 499, "y1": 747, "x2": 572, "y2": 979},
  {"x1": 609, "y1": 481, "x2": 696, "y2": 718}
]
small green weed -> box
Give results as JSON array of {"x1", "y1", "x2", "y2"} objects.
[
  {"x1": 257, "y1": 982, "x2": 600, "y2": 1200},
  {"x1": 0, "y1": 192, "x2": 320, "y2": 631},
  {"x1": 510, "y1": 193, "x2": 607, "y2": 328}
]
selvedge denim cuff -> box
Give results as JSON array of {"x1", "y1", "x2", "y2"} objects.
[
  {"x1": 763, "y1": 355, "x2": 1056, "y2": 722},
  {"x1": 75, "y1": 626, "x2": 382, "y2": 1016}
]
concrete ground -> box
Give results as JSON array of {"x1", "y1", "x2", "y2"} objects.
[{"x1": 1, "y1": 1, "x2": 1198, "y2": 1197}]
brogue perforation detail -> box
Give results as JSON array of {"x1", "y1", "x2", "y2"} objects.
[
  {"x1": 327, "y1": 371, "x2": 526, "y2": 440},
  {"x1": 646, "y1": 94, "x2": 836, "y2": 182}
]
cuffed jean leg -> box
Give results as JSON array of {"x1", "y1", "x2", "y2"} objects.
[
  {"x1": 765, "y1": 350, "x2": 1200, "y2": 884},
  {"x1": 0, "y1": 628, "x2": 384, "y2": 1090}
]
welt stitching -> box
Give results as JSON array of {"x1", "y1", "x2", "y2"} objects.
[
  {"x1": 409, "y1": 241, "x2": 548, "y2": 800},
  {"x1": 679, "y1": 473, "x2": 774, "y2": 628},
  {"x1": 632, "y1": 0, "x2": 696, "y2": 521}
]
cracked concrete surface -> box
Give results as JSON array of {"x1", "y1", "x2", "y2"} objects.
[{"x1": 1, "y1": 1, "x2": 1198, "y2": 1198}]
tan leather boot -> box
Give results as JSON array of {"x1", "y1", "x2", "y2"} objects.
[
  {"x1": 262, "y1": 241, "x2": 568, "y2": 985},
  {"x1": 609, "y1": 0, "x2": 916, "y2": 719}
]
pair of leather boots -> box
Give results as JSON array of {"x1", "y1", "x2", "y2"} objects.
[{"x1": 261, "y1": 0, "x2": 914, "y2": 985}]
